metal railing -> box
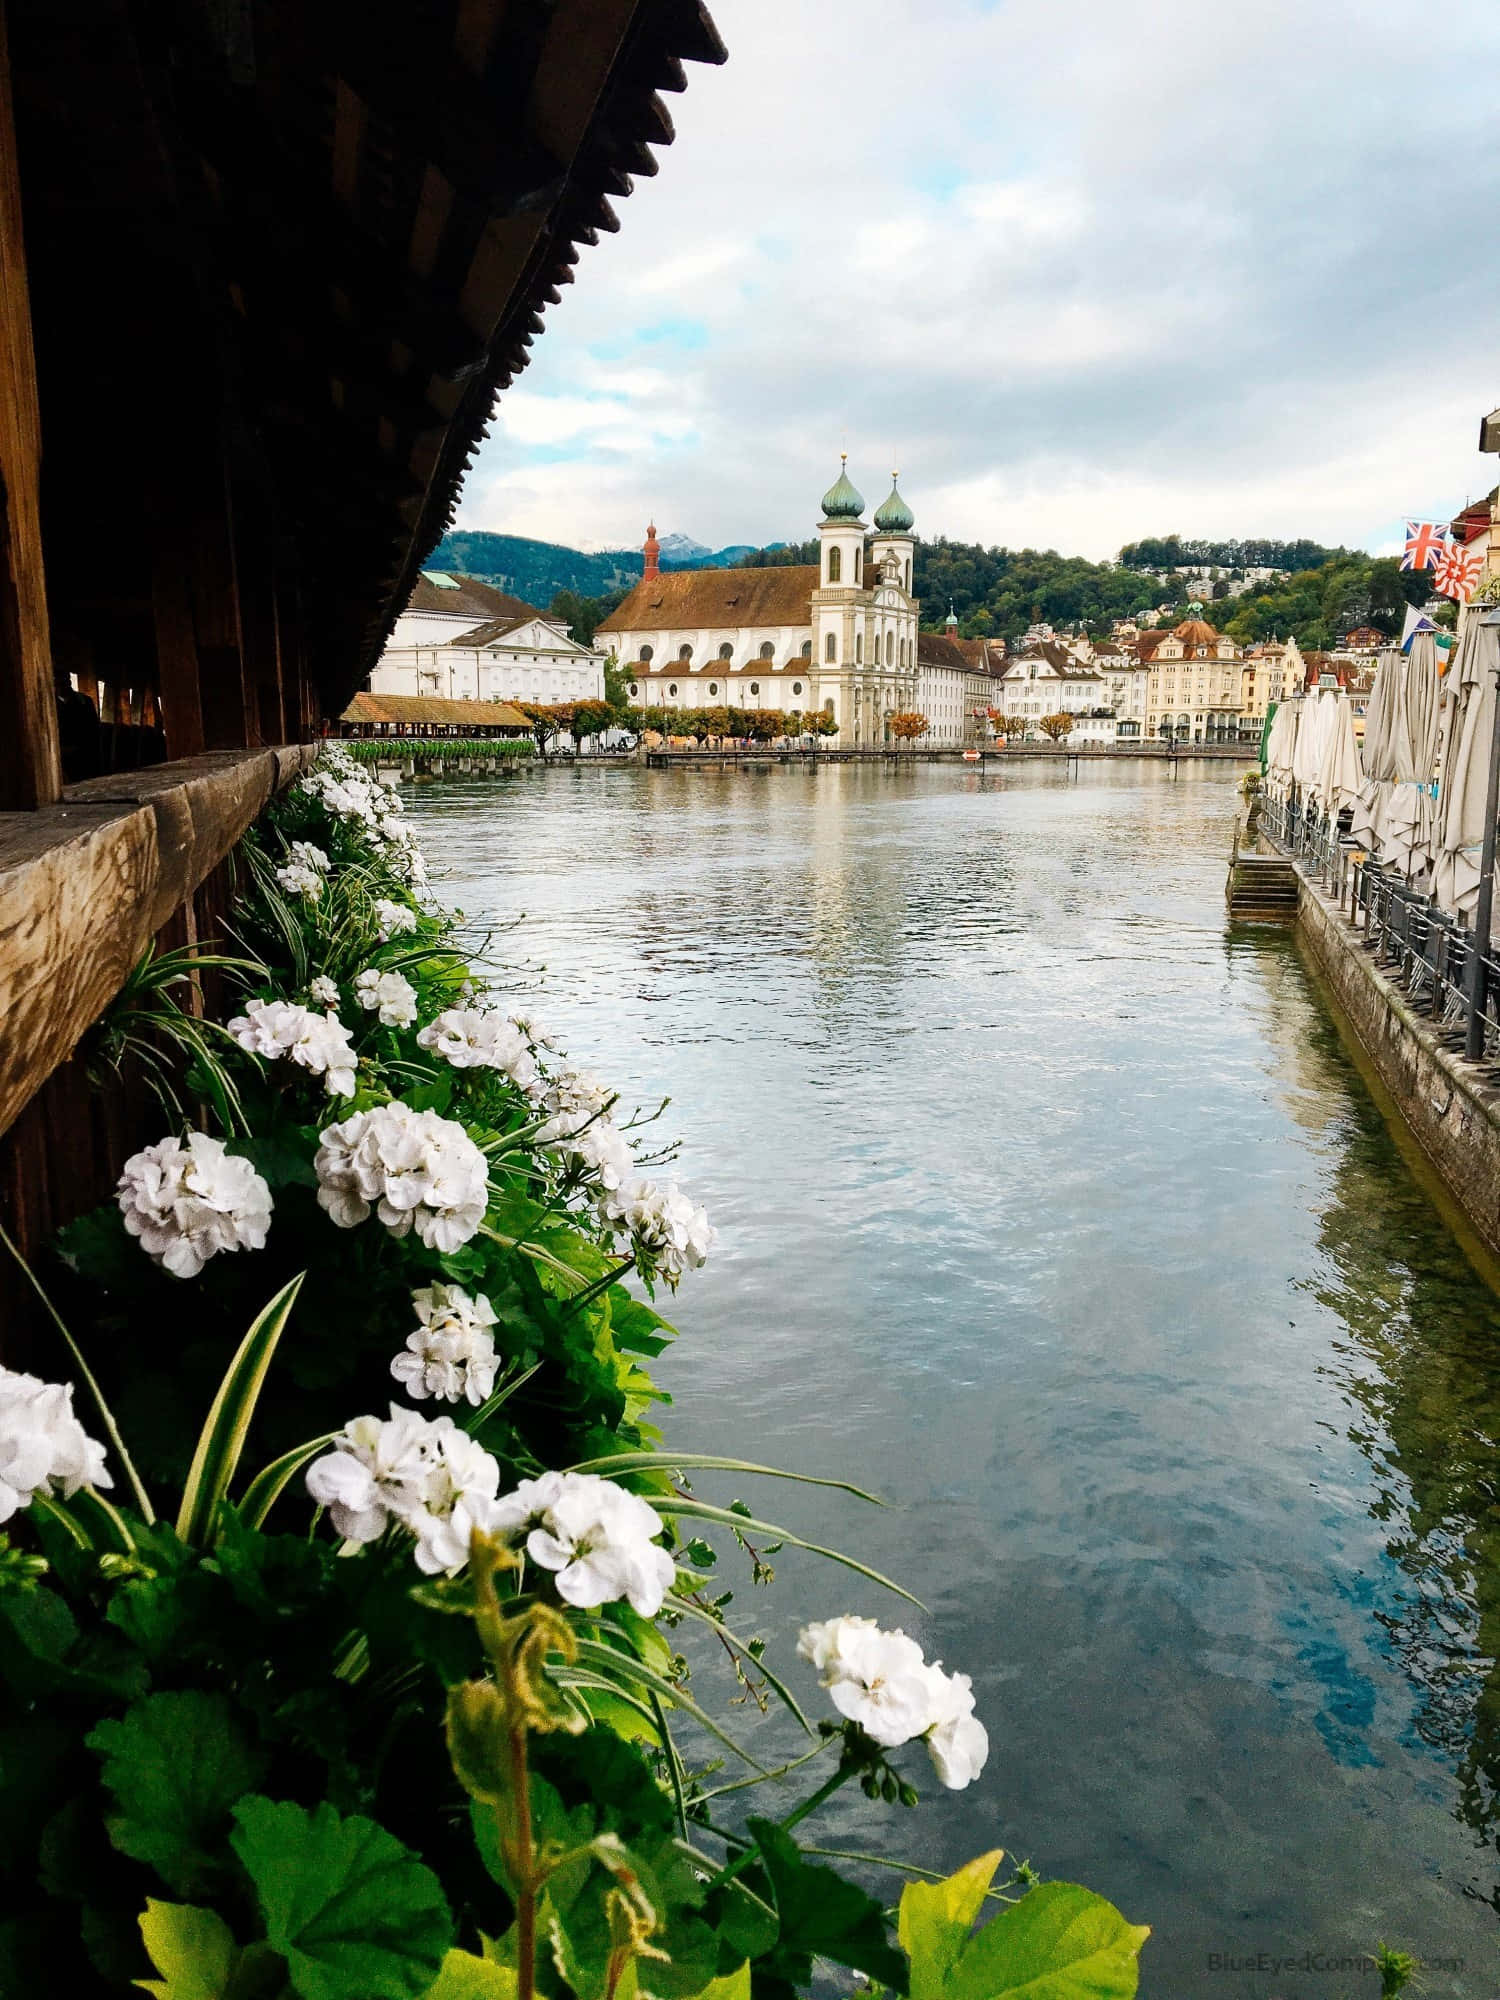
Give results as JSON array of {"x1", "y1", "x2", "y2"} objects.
[{"x1": 1260, "y1": 791, "x2": 1500, "y2": 1061}]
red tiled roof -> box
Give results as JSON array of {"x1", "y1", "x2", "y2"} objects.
[
  {"x1": 598, "y1": 566, "x2": 819, "y2": 632},
  {"x1": 342, "y1": 692, "x2": 532, "y2": 730},
  {"x1": 406, "y1": 574, "x2": 544, "y2": 623}
]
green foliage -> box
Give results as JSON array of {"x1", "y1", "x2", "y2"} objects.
[
  {"x1": 899, "y1": 1857, "x2": 1148, "y2": 2000},
  {"x1": 230, "y1": 1796, "x2": 454, "y2": 2000},
  {"x1": 88, "y1": 1691, "x2": 265, "y2": 1897},
  {"x1": 134, "y1": 1899, "x2": 241, "y2": 2000},
  {"x1": 1118, "y1": 534, "x2": 1342, "y2": 572},
  {"x1": 175, "y1": 1275, "x2": 304, "y2": 1547},
  {"x1": 746, "y1": 1820, "x2": 906, "y2": 1992},
  {"x1": 1219, "y1": 555, "x2": 1430, "y2": 649},
  {"x1": 339, "y1": 740, "x2": 535, "y2": 765}
]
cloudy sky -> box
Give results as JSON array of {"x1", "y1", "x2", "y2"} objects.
[{"x1": 454, "y1": 0, "x2": 1500, "y2": 562}]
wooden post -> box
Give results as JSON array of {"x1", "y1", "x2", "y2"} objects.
[{"x1": 0, "y1": 0, "x2": 58, "y2": 807}]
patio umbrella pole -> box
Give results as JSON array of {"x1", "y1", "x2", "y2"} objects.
[{"x1": 1464, "y1": 637, "x2": 1500, "y2": 1060}]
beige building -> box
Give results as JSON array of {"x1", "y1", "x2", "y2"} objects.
[
  {"x1": 599, "y1": 462, "x2": 922, "y2": 744},
  {"x1": 1140, "y1": 618, "x2": 1242, "y2": 741},
  {"x1": 369, "y1": 572, "x2": 606, "y2": 707},
  {"x1": 1239, "y1": 637, "x2": 1305, "y2": 737}
]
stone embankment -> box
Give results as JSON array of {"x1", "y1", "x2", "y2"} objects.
[{"x1": 1291, "y1": 865, "x2": 1500, "y2": 1259}]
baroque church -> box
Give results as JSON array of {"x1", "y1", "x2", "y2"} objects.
[{"x1": 597, "y1": 460, "x2": 923, "y2": 746}]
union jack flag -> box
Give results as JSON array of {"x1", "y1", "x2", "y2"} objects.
[
  {"x1": 1402, "y1": 520, "x2": 1448, "y2": 570},
  {"x1": 1432, "y1": 538, "x2": 1485, "y2": 602}
]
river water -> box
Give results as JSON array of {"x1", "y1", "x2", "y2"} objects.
[{"x1": 410, "y1": 760, "x2": 1500, "y2": 1998}]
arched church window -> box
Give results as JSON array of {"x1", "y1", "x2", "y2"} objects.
[
  {"x1": 905, "y1": 560, "x2": 910, "y2": 590},
  {"x1": 886, "y1": 631, "x2": 894, "y2": 665},
  {"x1": 828, "y1": 547, "x2": 841, "y2": 584},
  {"x1": 718, "y1": 642, "x2": 732, "y2": 659},
  {"x1": 825, "y1": 633, "x2": 836, "y2": 662},
  {"x1": 759, "y1": 641, "x2": 774, "y2": 660},
  {"x1": 824, "y1": 696, "x2": 835, "y2": 716},
  {"x1": 801, "y1": 639, "x2": 812, "y2": 658},
  {"x1": 856, "y1": 632, "x2": 862, "y2": 662},
  {"x1": 678, "y1": 644, "x2": 693, "y2": 662},
  {"x1": 750, "y1": 682, "x2": 760, "y2": 697},
  {"x1": 669, "y1": 683, "x2": 679, "y2": 697},
  {"x1": 640, "y1": 645, "x2": 653, "y2": 663}
]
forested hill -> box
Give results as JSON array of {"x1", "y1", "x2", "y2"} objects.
[{"x1": 429, "y1": 527, "x2": 1433, "y2": 652}]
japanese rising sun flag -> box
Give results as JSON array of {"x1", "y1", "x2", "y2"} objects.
[
  {"x1": 1401, "y1": 520, "x2": 1448, "y2": 570},
  {"x1": 1432, "y1": 538, "x2": 1485, "y2": 602}
]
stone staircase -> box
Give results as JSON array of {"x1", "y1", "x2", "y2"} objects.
[{"x1": 1226, "y1": 850, "x2": 1299, "y2": 923}]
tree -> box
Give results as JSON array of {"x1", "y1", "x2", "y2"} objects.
[
  {"x1": 519, "y1": 702, "x2": 569, "y2": 758},
  {"x1": 602, "y1": 653, "x2": 632, "y2": 714},
  {"x1": 1037, "y1": 711, "x2": 1074, "y2": 742},
  {"x1": 890, "y1": 712, "x2": 929, "y2": 746},
  {"x1": 571, "y1": 699, "x2": 613, "y2": 750},
  {"x1": 812, "y1": 709, "x2": 840, "y2": 739}
]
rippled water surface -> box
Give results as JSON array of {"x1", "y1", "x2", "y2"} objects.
[{"x1": 410, "y1": 761, "x2": 1500, "y2": 1998}]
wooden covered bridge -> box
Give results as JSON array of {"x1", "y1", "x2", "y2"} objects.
[{"x1": 0, "y1": 0, "x2": 723, "y2": 1320}]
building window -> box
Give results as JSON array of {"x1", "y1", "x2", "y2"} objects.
[
  {"x1": 856, "y1": 632, "x2": 862, "y2": 662},
  {"x1": 750, "y1": 682, "x2": 760, "y2": 696},
  {"x1": 718, "y1": 642, "x2": 732, "y2": 659},
  {"x1": 669, "y1": 683, "x2": 678, "y2": 697},
  {"x1": 801, "y1": 639, "x2": 812, "y2": 658},
  {"x1": 640, "y1": 645, "x2": 653, "y2": 663},
  {"x1": 824, "y1": 696, "x2": 835, "y2": 716},
  {"x1": 628, "y1": 683, "x2": 638, "y2": 698},
  {"x1": 825, "y1": 633, "x2": 836, "y2": 661},
  {"x1": 759, "y1": 640, "x2": 774, "y2": 660},
  {"x1": 678, "y1": 644, "x2": 692, "y2": 662},
  {"x1": 709, "y1": 682, "x2": 719, "y2": 696},
  {"x1": 828, "y1": 547, "x2": 842, "y2": 584},
  {"x1": 793, "y1": 681, "x2": 803, "y2": 696}
]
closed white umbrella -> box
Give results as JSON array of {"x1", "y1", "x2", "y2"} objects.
[
  {"x1": 1431, "y1": 617, "x2": 1499, "y2": 919},
  {"x1": 1350, "y1": 648, "x2": 1401, "y2": 852},
  {"x1": 1316, "y1": 693, "x2": 1363, "y2": 821},
  {"x1": 1380, "y1": 632, "x2": 1443, "y2": 884},
  {"x1": 1293, "y1": 689, "x2": 1329, "y2": 794},
  {"x1": 1265, "y1": 699, "x2": 1298, "y2": 800}
]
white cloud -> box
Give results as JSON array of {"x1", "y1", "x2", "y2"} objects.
[{"x1": 452, "y1": 0, "x2": 1500, "y2": 560}]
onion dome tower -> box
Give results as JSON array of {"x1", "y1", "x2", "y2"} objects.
[
  {"x1": 821, "y1": 453, "x2": 865, "y2": 522},
  {"x1": 873, "y1": 472, "x2": 914, "y2": 534},
  {"x1": 817, "y1": 454, "x2": 866, "y2": 594},
  {"x1": 871, "y1": 469, "x2": 915, "y2": 596}
]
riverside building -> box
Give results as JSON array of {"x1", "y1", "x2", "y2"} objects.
[
  {"x1": 367, "y1": 572, "x2": 606, "y2": 707},
  {"x1": 599, "y1": 462, "x2": 922, "y2": 746}
]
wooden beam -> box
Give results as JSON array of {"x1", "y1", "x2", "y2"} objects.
[
  {"x1": 0, "y1": 0, "x2": 58, "y2": 808},
  {"x1": 0, "y1": 745, "x2": 316, "y2": 1136}
]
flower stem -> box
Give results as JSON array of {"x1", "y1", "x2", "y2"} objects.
[
  {"x1": 0, "y1": 1221, "x2": 156, "y2": 1523},
  {"x1": 702, "y1": 1764, "x2": 856, "y2": 1893},
  {"x1": 511, "y1": 1715, "x2": 537, "y2": 2000}
]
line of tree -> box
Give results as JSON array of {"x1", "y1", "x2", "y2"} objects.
[
  {"x1": 628, "y1": 704, "x2": 839, "y2": 743},
  {"x1": 1117, "y1": 535, "x2": 1348, "y2": 574}
]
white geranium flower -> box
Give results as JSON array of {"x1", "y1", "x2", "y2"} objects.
[
  {"x1": 601, "y1": 1178, "x2": 714, "y2": 1285},
  {"x1": 921, "y1": 1666, "x2": 990, "y2": 1790},
  {"x1": 313, "y1": 1101, "x2": 488, "y2": 1251},
  {"x1": 796, "y1": 1617, "x2": 990, "y2": 1788},
  {"x1": 289, "y1": 840, "x2": 330, "y2": 873},
  {"x1": 354, "y1": 967, "x2": 419, "y2": 1029},
  {"x1": 226, "y1": 998, "x2": 358, "y2": 1096},
  {"x1": 0, "y1": 1368, "x2": 111, "y2": 1522},
  {"x1": 308, "y1": 974, "x2": 340, "y2": 1009},
  {"x1": 274, "y1": 859, "x2": 323, "y2": 899},
  {"x1": 415, "y1": 1008, "x2": 537, "y2": 1089},
  {"x1": 797, "y1": 1618, "x2": 935, "y2": 1748},
  {"x1": 373, "y1": 898, "x2": 417, "y2": 941},
  {"x1": 304, "y1": 1405, "x2": 504, "y2": 1576},
  {"x1": 509, "y1": 1008, "x2": 559, "y2": 1052},
  {"x1": 490, "y1": 1470, "x2": 676, "y2": 1617},
  {"x1": 390, "y1": 1284, "x2": 500, "y2": 1406},
  {"x1": 117, "y1": 1132, "x2": 273, "y2": 1278}
]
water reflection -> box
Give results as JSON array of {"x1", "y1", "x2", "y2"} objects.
[{"x1": 411, "y1": 762, "x2": 1500, "y2": 1994}]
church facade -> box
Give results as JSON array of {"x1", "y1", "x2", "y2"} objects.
[{"x1": 598, "y1": 462, "x2": 923, "y2": 746}]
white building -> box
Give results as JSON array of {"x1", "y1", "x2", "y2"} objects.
[
  {"x1": 599, "y1": 462, "x2": 923, "y2": 745},
  {"x1": 369, "y1": 571, "x2": 606, "y2": 706},
  {"x1": 915, "y1": 621, "x2": 998, "y2": 744},
  {"x1": 994, "y1": 642, "x2": 1112, "y2": 738},
  {"x1": 1090, "y1": 641, "x2": 1149, "y2": 739}
]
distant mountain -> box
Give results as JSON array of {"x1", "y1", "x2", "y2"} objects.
[{"x1": 427, "y1": 529, "x2": 773, "y2": 605}]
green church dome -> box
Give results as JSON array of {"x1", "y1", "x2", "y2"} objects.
[
  {"x1": 873, "y1": 473, "x2": 914, "y2": 533},
  {"x1": 820, "y1": 455, "x2": 865, "y2": 521}
]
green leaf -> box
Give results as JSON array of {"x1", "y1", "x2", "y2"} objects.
[
  {"x1": 687, "y1": 1967, "x2": 751, "y2": 2000},
  {"x1": 176, "y1": 1275, "x2": 305, "y2": 1548},
  {"x1": 419, "y1": 1951, "x2": 517, "y2": 1999},
  {"x1": 87, "y1": 1691, "x2": 265, "y2": 1898},
  {"x1": 746, "y1": 1820, "x2": 906, "y2": 1992},
  {"x1": 927, "y1": 1879, "x2": 1150, "y2": 2000},
  {"x1": 658, "y1": 1500, "x2": 921, "y2": 1606},
  {"x1": 236, "y1": 1433, "x2": 338, "y2": 1530},
  {"x1": 565, "y1": 1452, "x2": 882, "y2": 1505},
  {"x1": 133, "y1": 1900, "x2": 237, "y2": 2000},
  {"x1": 231, "y1": 1795, "x2": 453, "y2": 2000},
  {"x1": 899, "y1": 1851, "x2": 1004, "y2": 2000}
]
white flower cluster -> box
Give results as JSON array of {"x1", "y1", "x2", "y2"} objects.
[
  {"x1": 117, "y1": 1132, "x2": 273, "y2": 1278},
  {"x1": 305, "y1": 1405, "x2": 500, "y2": 1575},
  {"x1": 0, "y1": 1367, "x2": 112, "y2": 1522},
  {"x1": 491, "y1": 1469, "x2": 676, "y2": 1617},
  {"x1": 227, "y1": 999, "x2": 358, "y2": 1096},
  {"x1": 274, "y1": 840, "x2": 330, "y2": 900},
  {"x1": 391, "y1": 1284, "x2": 500, "y2": 1406},
  {"x1": 535, "y1": 1067, "x2": 634, "y2": 1192},
  {"x1": 797, "y1": 1617, "x2": 989, "y2": 1790},
  {"x1": 300, "y1": 748, "x2": 425, "y2": 885},
  {"x1": 309, "y1": 974, "x2": 340, "y2": 1009},
  {"x1": 314, "y1": 1101, "x2": 488, "y2": 1251},
  {"x1": 354, "y1": 967, "x2": 418, "y2": 1029},
  {"x1": 416, "y1": 1007, "x2": 537, "y2": 1089},
  {"x1": 600, "y1": 1179, "x2": 715, "y2": 1287},
  {"x1": 373, "y1": 897, "x2": 417, "y2": 941}
]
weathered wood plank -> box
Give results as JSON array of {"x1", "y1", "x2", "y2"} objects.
[
  {"x1": 0, "y1": 0, "x2": 59, "y2": 808},
  {"x1": 0, "y1": 745, "x2": 317, "y2": 1136}
]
